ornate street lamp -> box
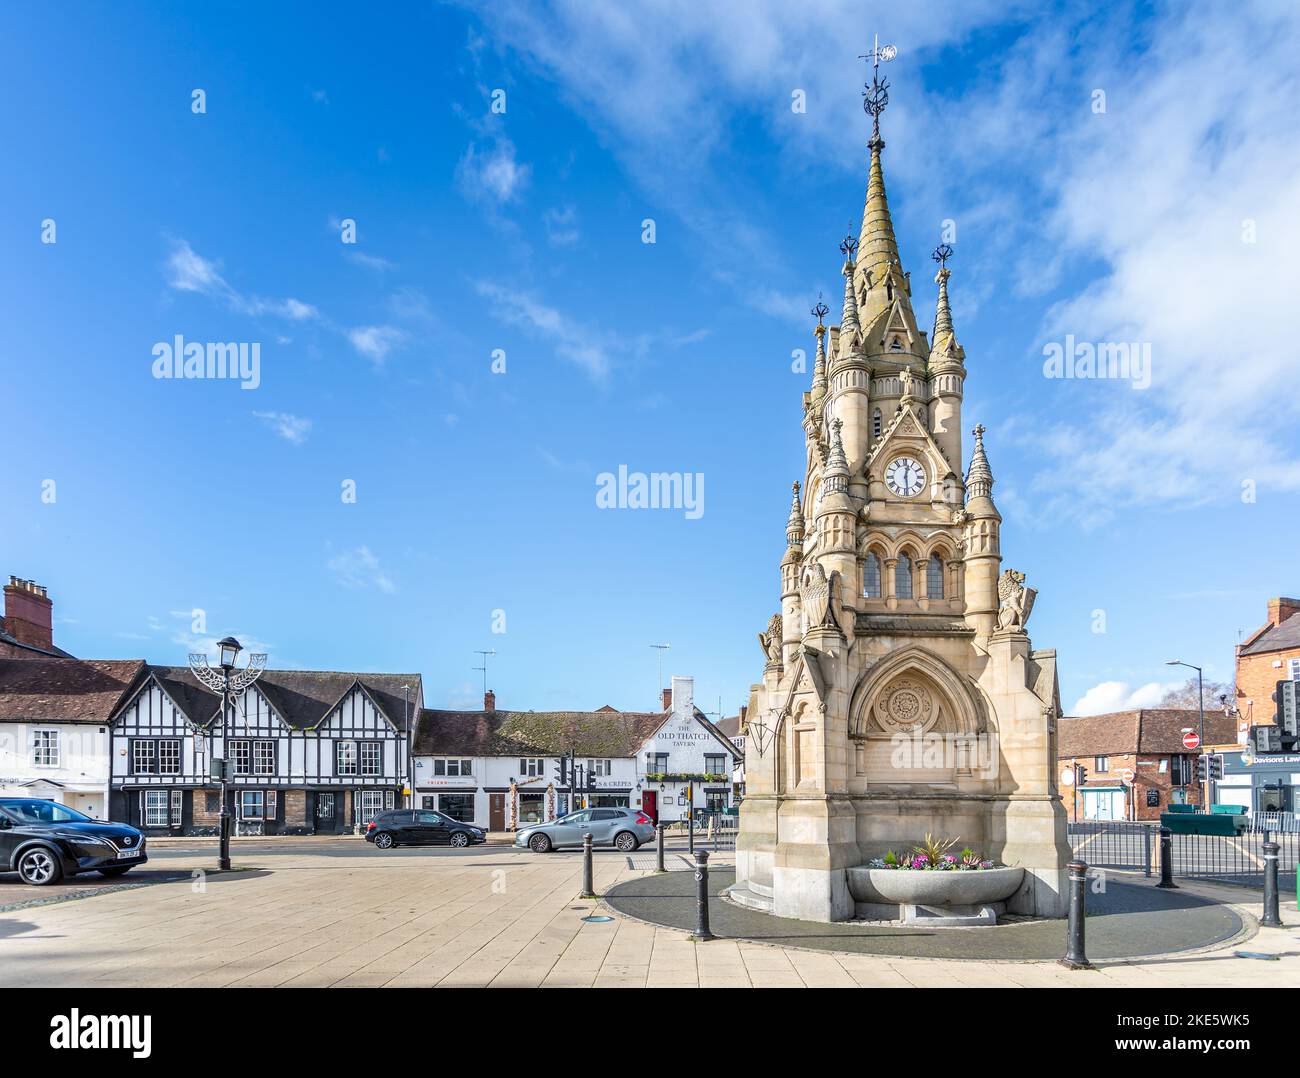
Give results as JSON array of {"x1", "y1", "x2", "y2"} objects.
[{"x1": 190, "y1": 637, "x2": 267, "y2": 869}]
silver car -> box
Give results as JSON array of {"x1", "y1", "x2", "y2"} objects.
[{"x1": 515, "y1": 807, "x2": 656, "y2": 853}]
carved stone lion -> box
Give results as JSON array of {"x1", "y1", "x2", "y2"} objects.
[{"x1": 996, "y1": 569, "x2": 1037, "y2": 630}]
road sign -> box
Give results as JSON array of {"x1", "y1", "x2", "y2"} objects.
[
  {"x1": 1060, "y1": 768, "x2": 1074, "y2": 786},
  {"x1": 1182, "y1": 731, "x2": 1201, "y2": 750},
  {"x1": 1122, "y1": 768, "x2": 1135, "y2": 782}
]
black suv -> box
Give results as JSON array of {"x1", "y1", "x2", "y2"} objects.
[
  {"x1": 0, "y1": 798, "x2": 147, "y2": 886},
  {"x1": 364, "y1": 809, "x2": 486, "y2": 849}
]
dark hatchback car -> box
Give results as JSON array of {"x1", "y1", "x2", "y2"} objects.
[
  {"x1": 0, "y1": 798, "x2": 147, "y2": 886},
  {"x1": 364, "y1": 809, "x2": 486, "y2": 850}
]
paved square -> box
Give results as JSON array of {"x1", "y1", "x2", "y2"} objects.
[{"x1": 0, "y1": 839, "x2": 1295, "y2": 988}]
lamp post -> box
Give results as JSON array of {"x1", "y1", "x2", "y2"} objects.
[
  {"x1": 403, "y1": 683, "x2": 411, "y2": 809},
  {"x1": 1167, "y1": 660, "x2": 1208, "y2": 811},
  {"x1": 189, "y1": 637, "x2": 266, "y2": 870}
]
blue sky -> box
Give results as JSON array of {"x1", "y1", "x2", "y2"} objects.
[{"x1": 2, "y1": 1, "x2": 1297, "y2": 716}]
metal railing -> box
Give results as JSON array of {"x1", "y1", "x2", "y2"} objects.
[
  {"x1": 1068, "y1": 820, "x2": 1300, "y2": 889},
  {"x1": 1253, "y1": 811, "x2": 1299, "y2": 834}
]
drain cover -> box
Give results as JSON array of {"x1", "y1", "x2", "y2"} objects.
[
  {"x1": 1233, "y1": 950, "x2": 1279, "y2": 961},
  {"x1": 582, "y1": 915, "x2": 614, "y2": 923}
]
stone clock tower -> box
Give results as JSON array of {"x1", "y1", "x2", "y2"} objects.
[{"x1": 734, "y1": 57, "x2": 1070, "y2": 922}]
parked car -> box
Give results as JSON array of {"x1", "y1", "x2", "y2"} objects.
[
  {"x1": 0, "y1": 798, "x2": 147, "y2": 886},
  {"x1": 364, "y1": 809, "x2": 486, "y2": 849},
  {"x1": 516, "y1": 807, "x2": 656, "y2": 853}
]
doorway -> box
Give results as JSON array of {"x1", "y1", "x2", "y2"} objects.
[
  {"x1": 641, "y1": 790, "x2": 658, "y2": 824},
  {"x1": 489, "y1": 793, "x2": 506, "y2": 832}
]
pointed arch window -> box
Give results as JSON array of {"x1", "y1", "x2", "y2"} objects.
[
  {"x1": 895, "y1": 554, "x2": 913, "y2": 599},
  {"x1": 927, "y1": 555, "x2": 944, "y2": 599},
  {"x1": 863, "y1": 553, "x2": 881, "y2": 599},
  {"x1": 872, "y1": 409, "x2": 882, "y2": 439}
]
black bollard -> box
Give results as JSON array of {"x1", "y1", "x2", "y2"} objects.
[
  {"x1": 690, "y1": 849, "x2": 715, "y2": 942},
  {"x1": 1156, "y1": 826, "x2": 1177, "y2": 889},
  {"x1": 1261, "y1": 837, "x2": 1283, "y2": 928},
  {"x1": 1059, "y1": 858, "x2": 1093, "y2": 970},
  {"x1": 654, "y1": 822, "x2": 667, "y2": 873},
  {"x1": 580, "y1": 832, "x2": 596, "y2": 898}
]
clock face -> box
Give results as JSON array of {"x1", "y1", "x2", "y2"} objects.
[{"x1": 885, "y1": 456, "x2": 927, "y2": 498}]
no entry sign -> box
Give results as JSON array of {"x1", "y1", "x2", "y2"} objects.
[{"x1": 1182, "y1": 731, "x2": 1201, "y2": 750}]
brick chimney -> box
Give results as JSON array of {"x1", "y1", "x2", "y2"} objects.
[
  {"x1": 1267, "y1": 597, "x2": 1300, "y2": 627},
  {"x1": 661, "y1": 688, "x2": 673, "y2": 711},
  {"x1": 484, "y1": 689, "x2": 496, "y2": 712},
  {"x1": 3, "y1": 577, "x2": 53, "y2": 651}
]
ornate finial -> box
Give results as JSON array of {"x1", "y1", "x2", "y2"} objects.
[
  {"x1": 786, "y1": 481, "x2": 805, "y2": 546},
  {"x1": 932, "y1": 242, "x2": 953, "y2": 276},
  {"x1": 839, "y1": 230, "x2": 859, "y2": 263},
  {"x1": 811, "y1": 293, "x2": 829, "y2": 334},
  {"x1": 859, "y1": 34, "x2": 897, "y2": 144},
  {"x1": 966, "y1": 423, "x2": 993, "y2": 501},
  {"x1": 793, "y1": 480, "x2": 801, "y2": 498}
]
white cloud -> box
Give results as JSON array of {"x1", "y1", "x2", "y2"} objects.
[
  {"x1": 473, "y1": 2, "x2": 1300, "y2": 521},
  {"x1": 348, "y1": 250, "x2": 396, "y2": 272},
  {"x1": 1070, "y1": 680, "x2": 1179, "y2": 717},
  {"x1": 347, "y1": 325, "x2": 406, "y2": 365},
  {"x1": 165, "y1": 239, "x2": 319, "y2": 322},
  {"x1": 456, "y1": 137, "x2": 531, "y2": 205},
  {"x1": 475, "y1": 280, "x2": 633, "y2": 380},
  {"x1": 252, "y1": 411, "x2": 312, "y2": 445},
  {"x1": 328, "y1": 546, "x2": 396, "y2": 594}
]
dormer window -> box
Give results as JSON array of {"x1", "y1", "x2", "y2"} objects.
[{"x1": 890, "y1": 338, "x2": 903, "y2": 351}]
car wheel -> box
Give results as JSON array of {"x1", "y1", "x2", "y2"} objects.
[
  {"x1": 614, "y1": 831, "x2": 639, "y2": 852},
  {"x1": 529, "y1": 833, "x2": 552, "y2": 853},
  {"x1": 17, "y1": 847, "x2": 63, "y2": 886},
  {"x1": 449, "y1": 832, "x2": 470, "y2": 848},
  {"x1": 98, "y1": 866, "x2": 133, "y2": 878},
  {"x1": 374, "y1": 832, "x2": 395, "y2": 850}
]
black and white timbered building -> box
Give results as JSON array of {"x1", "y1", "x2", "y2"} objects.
[{"x1": 109, "y1": 666, "x2": 422, "y2": 836}]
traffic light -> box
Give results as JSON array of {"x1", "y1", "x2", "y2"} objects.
[
  {"x1": 554, "y1": 757, "x2": 568, "y2": 786},
  {"x1": 1252, "y1": 725, "x2": 1282, "y2": 755},
  {"x1": 1075, "y1": 764, "x2": 1087, "y2": 786},
  {"x1": 1196, "y1": 755, "x2": 1209, "y2": 783},
  {"x1": 1209, "y1": 755, "x2": 1223, "y2": 781},
  {"x1": 1276, "y1": 681, "x2": 1298, "y2": 742}
]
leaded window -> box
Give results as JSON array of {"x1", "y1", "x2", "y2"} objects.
[
  {"x1": 927, "y1": 555, "x2": 944, "y2": 599},
  {"x1": 895, "y1": 555, "x2": 913, "y2": 599},
  {"x1": 360, "y1": 741, "x2": 382, "y2": 776},
  {"x1": 863, "y1": 553, "x2": 881, "y2": 598}
]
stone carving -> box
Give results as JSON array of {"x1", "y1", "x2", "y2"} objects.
[
  {"x1": 871, "y1": 675, "x2": 937, "y2": 734},
  {"x1": 996, "y1": 569, "x2": 1037, "y2": 630},
  {"x1": 800, "y1": 564, "x2": 843, "y2": 634},
  {"x1": 757, "y1": 614, "x2": 783, "y2": 664}
]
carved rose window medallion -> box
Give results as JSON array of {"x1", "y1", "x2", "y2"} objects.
[{"x1": 872, "y1": 676, "x2": 937, "y2": 735}]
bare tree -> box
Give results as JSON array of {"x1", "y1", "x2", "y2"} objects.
[{"x1": 1159, "y1": 676, "x2": 1234, "y2": 710}]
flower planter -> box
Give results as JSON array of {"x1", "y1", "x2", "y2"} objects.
[{"x1": 846, "y1": 865, "x2": 1025, "y2": 927}]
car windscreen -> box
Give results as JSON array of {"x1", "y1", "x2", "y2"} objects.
[{"x1": 0, "y1": 800, "x2": 92, "y2": 824}]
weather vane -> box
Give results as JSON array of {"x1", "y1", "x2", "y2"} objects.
[
  {"x1": 839, "y1": 229, "x2": 859, "y2": 261},
  {"x1": 859, "y1": 34, "x2": 897, "y2": 141},
  {"x1": 811, "y1": 293, "x2": 829, "y2": 329},
  {"x1": 932, "y1": 242, "x2": 954, "y2": 272}
]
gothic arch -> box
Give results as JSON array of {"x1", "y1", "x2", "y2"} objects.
[{"x1": 848, "y1": 645, "x2": 990, "y2": 740}]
